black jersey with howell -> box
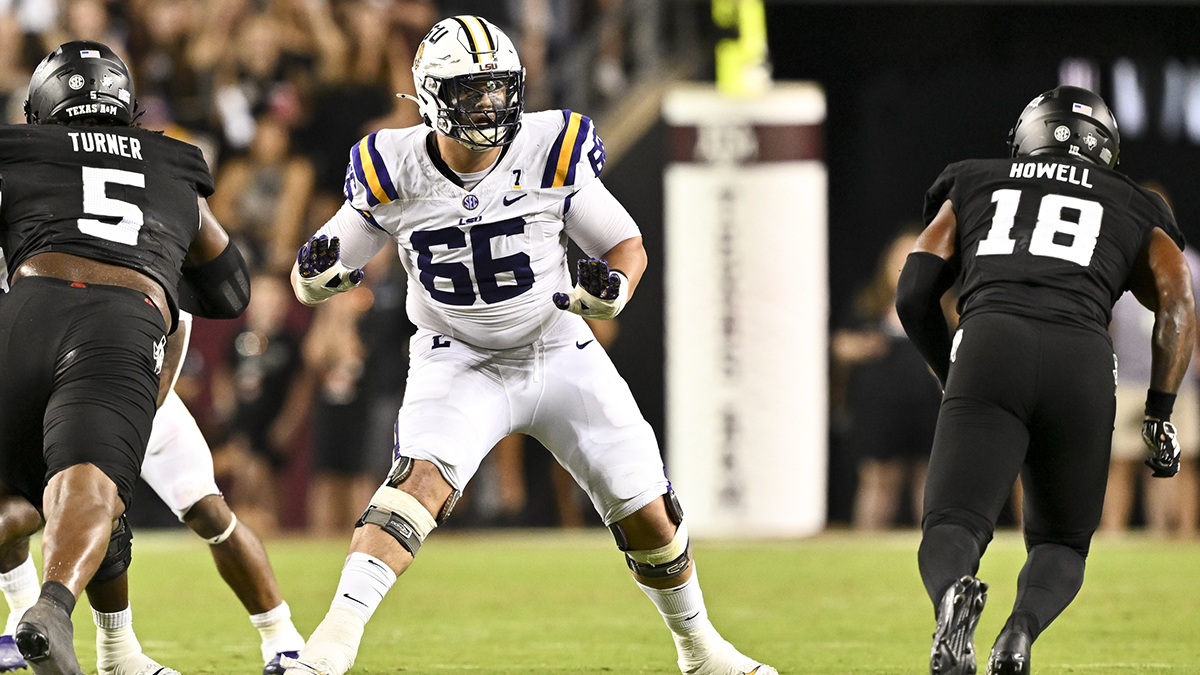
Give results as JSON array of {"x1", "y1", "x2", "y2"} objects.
[
  {"x1": 0, "y1": 124, "x2": 214, "y2": 326},
  {"x1": 924, "y1": 157, "x2": 1184, "y2": 335}
]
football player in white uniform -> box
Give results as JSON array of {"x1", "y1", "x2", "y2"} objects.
[
  {"x1": 283, "y1": 15, "x2": 777, "y2": 675},
  {"x1": 0, "y1": 309, "x2": 305, "y2": 675}
]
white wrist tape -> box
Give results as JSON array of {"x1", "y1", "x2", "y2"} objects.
[
  {"x1": 562, "y1": 271, "x2": 629, "y2": 320},
  {"x1": 295, "y1": 261, "x2": 362, "y2": 306}
]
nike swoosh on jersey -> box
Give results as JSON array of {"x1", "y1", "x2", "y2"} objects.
[
  {"x1": 342, "y1": 594, "x2": 368, "y2": 607},
  {"x1": 576, "y1": 340, "x2": 594, "y2": 349},
  {"x1": 503, "y1": 193, "x2": 527, "y2": 206}
]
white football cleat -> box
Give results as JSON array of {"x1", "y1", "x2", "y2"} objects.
[
  {"x1": 280, "y1": 656, "x2": 331, "y2": 675},
  {"x1": 280, "y1": 607, "x2": 363, "y2": 675},
  {"x1": 98, "y1": 653, "x2": 180, "y2": 675},
  {"x1": 677, "y1": 634, "x2": 778, "y2": 675}
]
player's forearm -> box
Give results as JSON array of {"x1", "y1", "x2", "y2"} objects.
[
  {"x1": 601, "y1": 236, "x2": 647, "y2": 300},
  {"x1": 1149, "y1": 295, "x2": 1196, "y2": 396}
]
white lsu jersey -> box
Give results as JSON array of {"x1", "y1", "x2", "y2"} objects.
[{"x1": 340, "y1": 110, "x2": 630, "y2": 350}]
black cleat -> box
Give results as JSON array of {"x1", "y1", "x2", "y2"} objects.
[
  {"x1": 930, "y1": 576, "x2": 989, "y2": 675},
  {"x1": 14, "y1": 597, "x2": 82, "y2": 675},
  {"x1": 986, "y1": 628, "x2": 1031, "y2": 675}
]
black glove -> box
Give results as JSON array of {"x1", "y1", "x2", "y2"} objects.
[
  {"x1": 1142, "y1": 417, "x2": 1181, "y2": 478},
  {"x1": 552, "y1": 258, "x2": 628, "y2": 320}
]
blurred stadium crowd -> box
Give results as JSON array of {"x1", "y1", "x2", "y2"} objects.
[{"x1": 0, "y1": 0, "x2": 660, "y2": 535}]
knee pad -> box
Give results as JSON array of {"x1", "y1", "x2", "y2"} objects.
[
  {"x1": 355, "y1": 486, "x2": 437, "y2": 558},
  {"x1": 93, "y1": 515, "x2": 132, "y2": 582}
]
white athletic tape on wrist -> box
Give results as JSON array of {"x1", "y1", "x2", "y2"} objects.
[
  {"x1": 206, "y1": 514, "x2": 238, "y2": 545},
  {"x1": 296, "y1": 261, "x2": 362, "y2": 306},
  {"x1": 625, "y1": 522, "x2": 689, "y2": 566}
]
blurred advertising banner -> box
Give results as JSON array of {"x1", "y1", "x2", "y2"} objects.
[{"x1": 663, "y1": 83, "x2": 827, "y2": 537}]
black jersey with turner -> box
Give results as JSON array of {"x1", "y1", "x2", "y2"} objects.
[{"x1": 0, "y1": 124, "x2": 214, "y2": 327}]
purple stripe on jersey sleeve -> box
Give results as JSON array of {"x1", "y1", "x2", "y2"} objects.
[
  {"x1": 350, "y1": 140, "x2": 378, "y2": 207},
  {"x1": 367, "y1": 132, "x2": 399, "y2": 202},
  {"x1": 563, "y1": 115, "x2": 591, "y2": 188},
  {"x1": 540, "y1": 110, "x2": 573, "y2": 188}
]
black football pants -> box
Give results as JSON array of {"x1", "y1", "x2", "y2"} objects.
[
  {"x1": 0, "y1": 277, "x2": 164, "y2": 510},
  {"x1": 919, "y1": 312, "x2": 1116, "y2": 640}
]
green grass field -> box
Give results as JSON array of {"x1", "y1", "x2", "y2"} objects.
[{"x1": 43, "y1": 529, "x2": 1200, "y2": 674}]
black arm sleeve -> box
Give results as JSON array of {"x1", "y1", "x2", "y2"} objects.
[
  {"x1": 895, "y1": 251, "x2": 957, "y2": 386},
  {"x1": 177, "y1": 242, "x2": 251, "y2": 319}
]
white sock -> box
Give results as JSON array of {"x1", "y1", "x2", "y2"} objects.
[
  {"x1": 93, "y1": 607, "x2": 142, "y2": 674},
  {"x1": 250, "y1": 602, "x2": 306, "y2": 662},
  {"x1": 329, "y1": 553, "x2": 396, "y2": 624},
  {"x1": 0, "y1": 557, "x2": 39, "y2": 636},
  {"x1": 637, "y1": 573, "x2": 717, "y2": 637},
  {"x1": 638, "y1": 573, "x2": 726, "y2": 667}
]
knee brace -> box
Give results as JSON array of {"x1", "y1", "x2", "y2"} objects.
[
  {"x1": 384, "y1": 454, "x2": 461, "y2": 524},
  {"x1": 93, "y1": 515, "x2": 133, "y2": 582},
  {"x1": 623, "y1": 521, "x2": 692, "y2": 579},
  {"x1": 355, "y1": 486, "x2": 437, "y2": 558},
  {"x1": 610, "y1": 489, "x2": 691, "y2": 579}
]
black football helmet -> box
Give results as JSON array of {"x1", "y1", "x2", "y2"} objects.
[
  {"x1": 1007, "y1": 85, "x2": 1119, "y2": 168},
  {"x1": 25, "y1": 41, "x2": 137, "y2": 125}
]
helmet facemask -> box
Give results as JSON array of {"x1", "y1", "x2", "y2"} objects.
[
  {"x1": 410, "y1": 16, "x2": 525, "y2": 151},
  {"x1": 429, "y1": 70, "x2": 523, "y2": 151}
]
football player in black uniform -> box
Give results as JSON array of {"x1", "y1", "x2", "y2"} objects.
[
  {"x1": 0, "y1": 41, "x2": 250, "y2": 675},
  {"x1": 896, "y1": 86, "x2": 1195, "y2": 675}
]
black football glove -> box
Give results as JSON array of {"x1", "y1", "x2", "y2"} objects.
[
  {"x1": 1142, "y1": 417, "x2": 1181, "y2": 478},
  {"x1": 552, "y1": 257, "x2": 628, "y2": 320},
  {"x1": 294, "y1": 235, "x2": 364, "y2": 305}
]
